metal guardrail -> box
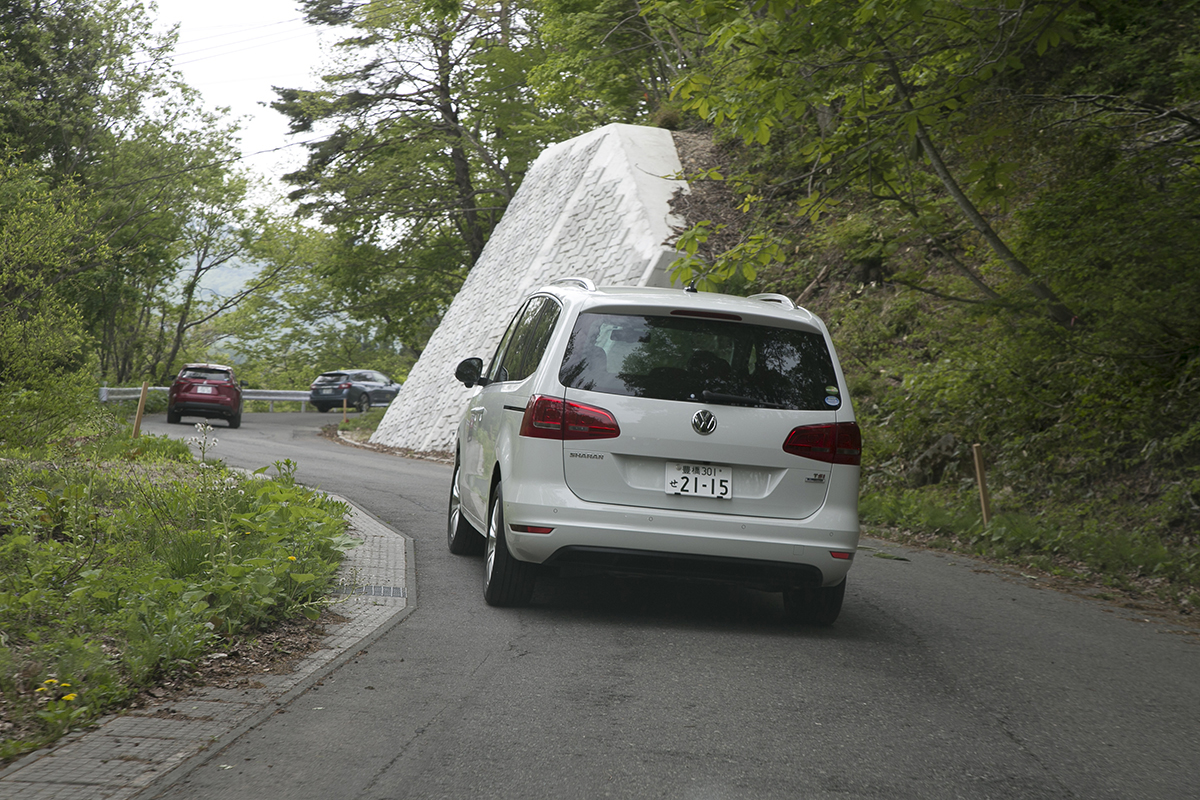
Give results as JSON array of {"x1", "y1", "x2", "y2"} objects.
[
  {"x1": 245, "y1": 390, "x2": 310, "y2": 403},
  {"x1": 100, "y1": 386, "x2": 168, "y2": 401},
  {"x1": 100, "y1": 386, "x2": 313, "y2": 409}
]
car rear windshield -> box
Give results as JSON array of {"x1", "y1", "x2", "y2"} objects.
[
  {"x1": 313, "y1": 373, "x2": 349, "y2": 385},
  {"x1": 181, "y1": 368, "x2": 231, "y2": 382},
  {"x1": 559, "y1": 312, "x2": 841, "y2": 411}
]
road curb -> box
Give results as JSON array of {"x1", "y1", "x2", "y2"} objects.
[{"x1": 0, "y1": 497, "x2": 414, "y2": 800}]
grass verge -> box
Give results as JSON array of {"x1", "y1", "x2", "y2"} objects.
[
  {"x1": 0, "y1": 423, "x2": 355, "y2": 764},
  {"x1": 862, "y1": 486, "x2": 1200, "y2": 619}
]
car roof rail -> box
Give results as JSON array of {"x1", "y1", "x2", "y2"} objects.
[
  {"x1": 550, "y1": 276, "x2": 596, "y2": 292},
  {"x1": 748, "y1": 292, "x2": 796, "y2": 310}
]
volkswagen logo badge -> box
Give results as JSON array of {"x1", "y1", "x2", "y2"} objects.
[{"x1": 692, "y1": 409, "x2": 717, "y2": 435}]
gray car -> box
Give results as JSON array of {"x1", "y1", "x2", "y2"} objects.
[{"x1": 308, "y1": 369, "x2": 400, "y2": 413}]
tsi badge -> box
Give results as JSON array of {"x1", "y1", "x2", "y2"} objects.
[{"x1": 805, "y1": 472, "x2": 828, "y2": 484}]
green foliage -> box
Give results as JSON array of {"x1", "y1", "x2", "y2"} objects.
[
  {"x1": 0, "y1": 156, "x2": 111, "y2": 449},
  {"x1": 208, "y1": 236, "x2": 417, "y2": 388},
  {"x1": 0, "y1": 435, "x2": 352, "y2": 759},
  {"x1": 671, "y1": 221, "x2": 787, "y2": 290},
  {"x1": 276, "y1": 0, "x2": 564, "y2": 353},
  {"x1": 531, "y1": 0, "x2": 694, "y2": 130},
  {"x1": 337, "y1": 408, "x2": 389, "y2": 433},
  {"x1": 862, "y1": 488, "x2": 1200, "y2": 597}
]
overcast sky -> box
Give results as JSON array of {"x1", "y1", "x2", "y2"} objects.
[{"x1": 152, "y1": 0, "x2": 339, "y2": 191}]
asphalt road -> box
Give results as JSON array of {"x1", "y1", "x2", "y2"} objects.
[{"x1": 140, "y1": 412, "x2": 1199, "y2": 800}]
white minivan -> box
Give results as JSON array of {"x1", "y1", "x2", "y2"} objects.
[{"x1": 448, "y1": 278, "x2": 861, "y2": 624}]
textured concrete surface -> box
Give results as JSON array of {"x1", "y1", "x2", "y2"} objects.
[
  {"x1": 0, "y1": 500, "x2": 414, "y2": 800},
  {"x1": 370, "y1": 123, "x2": 688, "y2": 454}
]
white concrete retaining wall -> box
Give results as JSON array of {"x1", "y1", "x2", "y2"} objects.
[{"x1": 370, "y1": 123, "x2": 688, "y2": 455}]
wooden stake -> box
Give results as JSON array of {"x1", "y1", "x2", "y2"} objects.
[
  {"x1": 342, "y1": 396, "x2": 348, "y2": 423},
  {"x1": 132, "y1": 381, "x2": 149, "y2": 439},
  {"x1": 972, "y1": 442, "x2": 991, "y2": 526}
]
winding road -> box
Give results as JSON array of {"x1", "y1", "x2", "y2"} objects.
[{"x1": 139, "y1": 411, "x2": 1199, "y2": 800}]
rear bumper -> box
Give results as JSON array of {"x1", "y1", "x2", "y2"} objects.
[
  {"x1": 544, "y1": 546, "x2": 826, "y2": 591},
  {"x1": 171, "y1": 401, "x2": 236, "y2": 418},
  {"x1": 309, "y1": 391, "x2": 348, "y2": 405},
  {"x1": 502, "y1": 483, "x2": 858, "y2": 588}
]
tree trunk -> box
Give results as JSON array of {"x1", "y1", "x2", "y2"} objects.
[
  {"x1": 876, "y1": 35, "x2": 1080, "y2": 328},
  {"x1": 436, "y1": 34, "x2": 486, "y2": 265}
]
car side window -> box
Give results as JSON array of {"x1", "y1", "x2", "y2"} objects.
[
  {"x1": 513, "y1": 299, "x2": 561, "y2": 382},
  {"x1": 495, "y1": 297, "x2": 557, "y2": 383},
  {"x1": 487, "y1": 299, "x2": 533, "y2": 383}
]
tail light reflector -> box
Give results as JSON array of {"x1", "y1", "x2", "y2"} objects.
[
  {"x1": 520, "y1": 395, "x2": 620, "y2": 440},
  {"x1": 783, "y1": 422, "x2": 861, "y2": 465},
  {"x1": 510, "y1": 524, "x2": 554, "y2": 534}
]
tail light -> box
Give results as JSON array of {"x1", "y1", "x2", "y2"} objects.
[
  {"x1": 519, "y1": 395, "x2": 620, "y2": 440},
  {"x1": 783, "y1": 422, "x2": 861, "y2": 465}
]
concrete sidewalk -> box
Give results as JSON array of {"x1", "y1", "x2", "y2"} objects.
[{"x1": 0, "y1": 499, "x2": 414, "y2": 800}]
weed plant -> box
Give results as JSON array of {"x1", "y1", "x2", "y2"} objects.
[
  {"x1": 337, "y1": 408, "x2": 388, "y2": 433},
  {"x1": 861, "y1": 484, "x2": 1200, "y2": 613},
  {"x1": 0, "y1": 424, "x2": 354, "y2": 762}
]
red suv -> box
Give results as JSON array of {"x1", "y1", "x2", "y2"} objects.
[{"x1": 167, "y1": 363, "x2": 245, "y2": 428}]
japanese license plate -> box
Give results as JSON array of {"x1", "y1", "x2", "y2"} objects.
[
  {"x1": 665, "y1": 462, "x2": 732, "y2": 499},
  {"x1": 196, "y1": 385, "x2": 214, "y2": 394}
]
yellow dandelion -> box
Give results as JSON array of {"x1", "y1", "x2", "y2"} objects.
[
  {"x1": 43, "y1": 678, "x2": 58, "y2": 685},
  {"x1": 35, "y1": 687, "x2": 47, "y2": 693},
  {"x1": 62, "y1": 693, "x2": 78, "y2": 701},
  {"x1": 288, "y1": 556, "x2": 297, "y2": 561},
  {"x1": 59, "y1": 683, "x2": 71, "y2": 688}
]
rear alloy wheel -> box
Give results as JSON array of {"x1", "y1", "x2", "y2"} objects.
[
  {"x1": 783, "y1": 579, "x2": 846, "y2": 626},
  {"x1": 482, "y1": 484, "x2": 536, "y2": 606},
  {"x1": 447, "y1": 461, "x2": 484, "y2": 555},
  {"x1": 356, "y1": 394, "x2": 371, "y2": 413}
]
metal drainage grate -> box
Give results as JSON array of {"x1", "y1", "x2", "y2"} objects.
[{"x1": 333, "y1": 584, "x2": 406, "y2": 598}]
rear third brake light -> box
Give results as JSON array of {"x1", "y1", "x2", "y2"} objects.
[
  {"x1": 670, "y1": 309, "x2": 742, "y2": 321},
  {"x1": 783, "y1": 422, "x2": 862, "y2": 465},
  {"x1": 519, "y1": 395, "x2": 620, "y2": 440}
]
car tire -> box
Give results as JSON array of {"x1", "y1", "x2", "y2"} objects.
[
  {"x1": 166, "y1": 407, "x2": 181, "y2": 424},
  {"x1": 482, "y1": 484, "x2": 536, "y2": 607},
  {"x1": 314, "y1": 405, "x2": 329, "y2": 413},
  {"x1": 356, "y1": 394, "x2": 371, "y2": 413},
  {"x1": 228, "y1": 412, "x2": 241, "y2": 429},
  {"x1": 783, "y1": 579, "x2": 846, "y2": 626},
  {"x1": 447, "y1": 460, "x2": 484, "y2": 555}
]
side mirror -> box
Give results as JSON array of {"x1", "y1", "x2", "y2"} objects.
[{"x1": 455, "y1": 357, "x2": 488, "y2": 388}]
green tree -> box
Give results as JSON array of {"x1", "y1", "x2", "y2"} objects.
[
  {"x1": 530, "y1": 0, "x2": 695, "y2": 130},
  {"x1": 0, "y1": 161, "x2": 106, "y2": 447},
  {"x1": 208, "y1": 223, "x2": 415, "y2": 390},
  {"x1": 275, "y1": 0, "x2": 563, "y2": 352},
  {"x1": 652, "y1": 0, "x2": 1087, "y2": 324},
  {"x1": 1, "y1": 0, "x2": 270, "y2": 386}
]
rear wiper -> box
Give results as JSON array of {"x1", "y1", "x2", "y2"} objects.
[{"x1": 700, "y1": 390, "x2": 789, "y2": 409}]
